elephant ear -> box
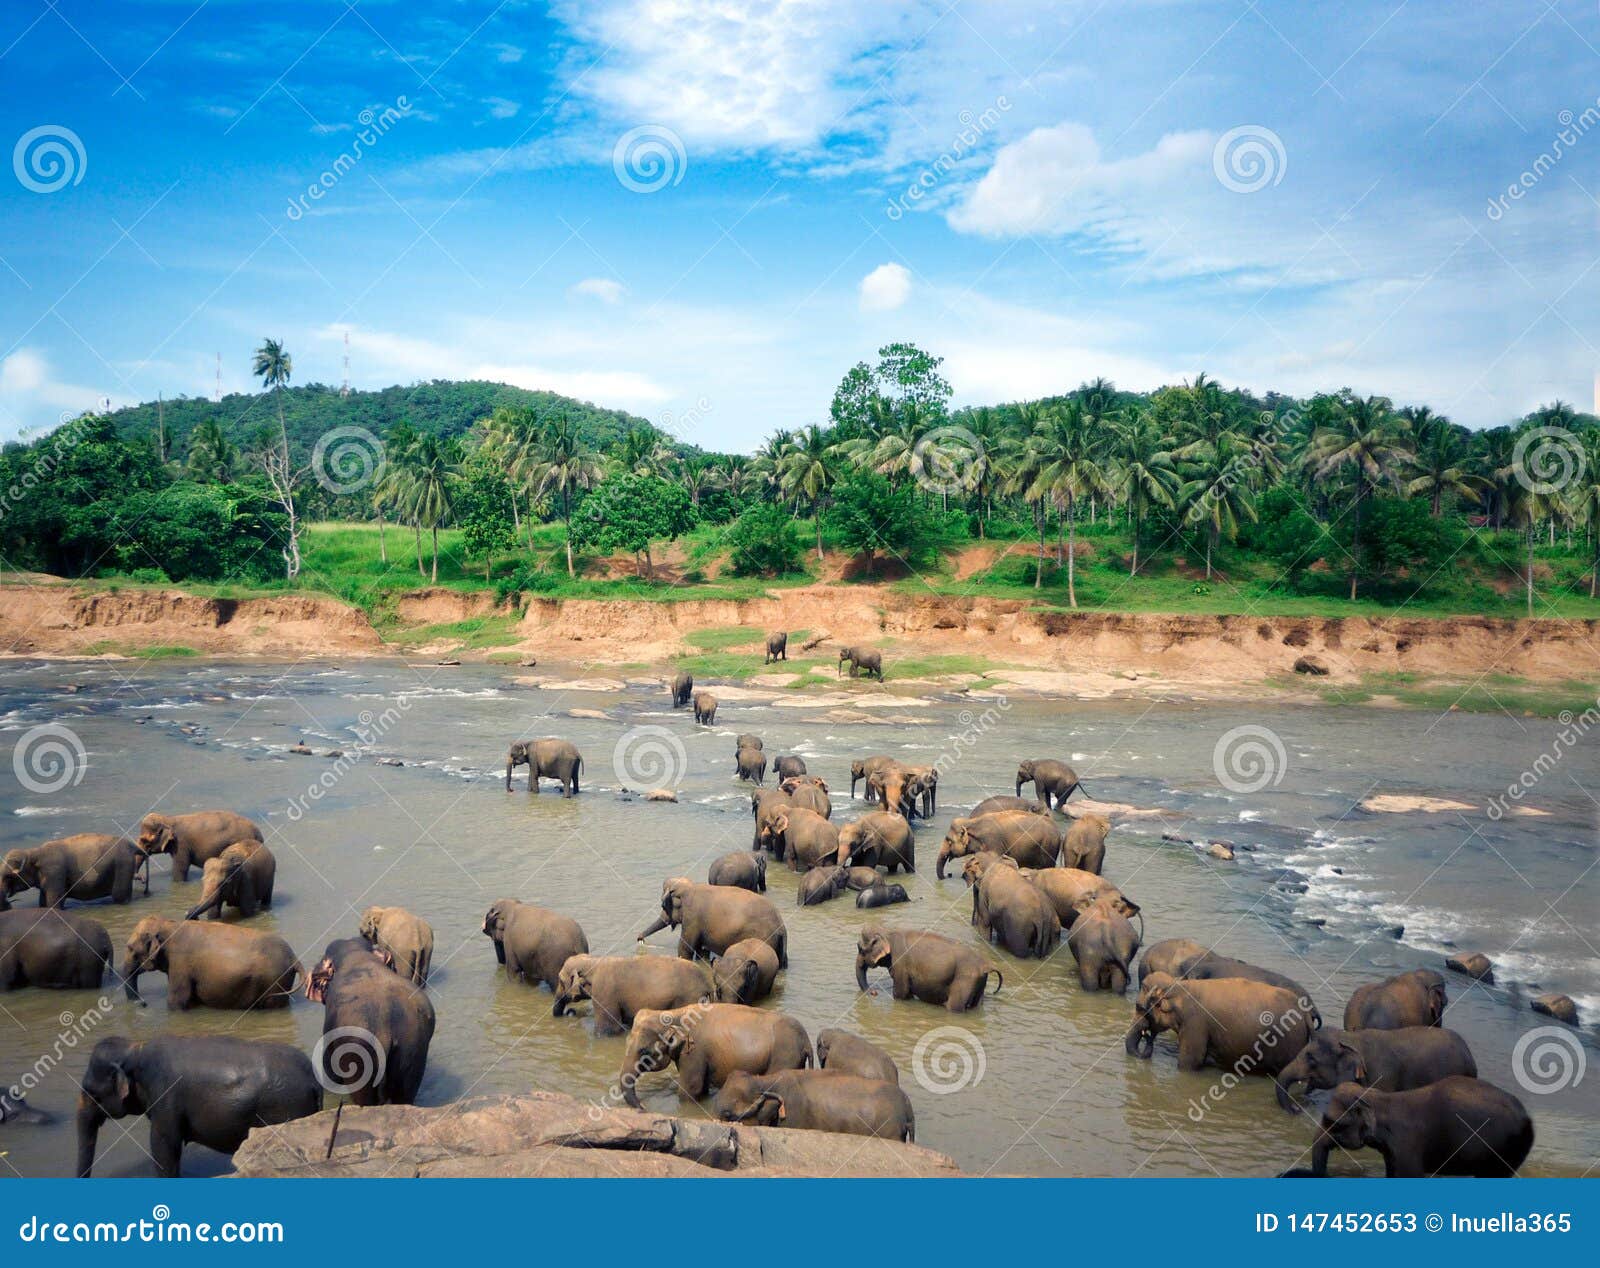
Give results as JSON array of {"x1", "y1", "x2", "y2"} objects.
[
  {"x1": 1337, "y1": 1041, "x2": 1367, "y2": 1083},
  {"x1": 1116, "y1": 897, "x2": 1142, "y2": 918}
]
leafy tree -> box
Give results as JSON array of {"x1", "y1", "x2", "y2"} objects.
[
  {"x1": 251, "y1": 338, "x2": 302, "y2": 579},
  {"x1": 526, "y1": 415, "x2": 605, "y2": 577},
  {"x1": 569, "y1": 473, "x2": 695, "y2": 577},
  {"x1": 1346, "y1": 496, "x2": 1461, "y2": 587},
  {"x1": 725, "y1": 503, "x2": 804, "y2": 576},
  {"x1": 1245, "y1": 486, "x2": 1333, "y2": 587},
  {"x1": 454, "y1": 469, "x2": 516, "y2": 580},
  {"x1": 824, "y1": 472, "x2": 945, "y2": 576},
  {"x1": 1305, "y1": 392, "x2": 1410, "y2": 599}
]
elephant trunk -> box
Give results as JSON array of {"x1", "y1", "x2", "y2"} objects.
[
  {"x1": 552, "y1": 993, "x2": 572, "y2": 1017},
  {"x1": 183, "y1": 890, "x2": 220, "y2": 921},
  {"x1": 1274, "y1": 1072, "x2": 1308, "y2": 1114},
  {"x1": 637, "y1": 914, "x2": 669, "y2": 941},
  {"x1": 1015, "y1": 778, "x2": 1023, "y2": 796},
  {"x1": 74, "y1": 1095, "x2": 106, "y2": 1178},
  {"x1": 491, "y1": 938, "x2": 505, "y2": 965},
  {"x1": 119, "y1": 959, "x2": 146, "y2": 1005},
  {"x1": 934, "y1": 843, "x2": 952, "y2": 880},
  {"x1": 1123, "y1": 1014, "x2": 1154, "y2": 1057},
  {"x1": 855, "y1": 955, "x2": 870, "y2": 992}
]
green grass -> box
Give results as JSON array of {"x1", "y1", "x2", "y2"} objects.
[
  {"x1": 81, "y1": 641, "x2": 199, "y2": 659},
  {"x1": 379, "y1": 614, "x2": 522, "y2": 652},
  {"x1": 1304, "y1": 674, "x2": 1596, "y2": 718},
  {"x1": 682, "y1": 625, "x2": 768, "y2": 651}
]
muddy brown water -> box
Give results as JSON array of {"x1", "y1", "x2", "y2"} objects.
[{"x1": 0, "y1": 660, "x2": 1595, "y2": 1177}]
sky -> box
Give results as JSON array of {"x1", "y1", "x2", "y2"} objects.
[{"x1": 1, "y1": 0, "x2": 1596, "y2": 451}]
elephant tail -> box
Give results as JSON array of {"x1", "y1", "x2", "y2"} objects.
[{"x1": 984, "y1": 967, "x2": 1004, "y2": 996}]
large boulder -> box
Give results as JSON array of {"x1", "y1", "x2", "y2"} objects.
[{"x1": 232, "y1": 1091, "x2": 962, "y2": 1179}]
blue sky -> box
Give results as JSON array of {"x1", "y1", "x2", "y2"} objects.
[{"x1": 1, "y1": 0, "x2": 1595, "y2": 450}]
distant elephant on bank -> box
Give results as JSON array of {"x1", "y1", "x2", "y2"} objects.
[
  {"x1": 138, "y1": 810, "x2": 263, "y2": 882},
  {"x1": 715, "y1": 1069, "x2": 913, "y2": 1141},
  {"x1": 122, "y1": 916, "x2": 301, "y2": 1011},
  {"x1": 638, "y1": 877, "x2": 788, "y2": 967},
  {"x1": 711, "y1": 938, "x2": 780, "y2": 1004},
  {"x1": 671, "y1": 671, "x2": 694, "y2": 708},
  {"x1": 1274, "y1": 1026, "x2": 1478, "y2": 1112},
  {"x1": 855, "y1": 927, "x2": 1001, "y2": 1012},
  {"x1": 552, "y1": 953, "x2": 713, "y2": 1037},
  {"x1": 693, "y1": 691, "x2": 718, "y2": 725},
  {"x1": 306, "y1": 938, "x2": 434, "y2": 1107},
  {"x1": 1015, "y1": 759, "x2": 1085, "y2": 808},
  {"x1": 483, "y1": 898, "x2": 588, "y2": 991},
  {"x1": 1, "y1": 835, "x2": 148, "y2": 909},
  {"x1": 1344, "y1": 969, "x2": 1448, "y2": 1030},
  {"x1": 183, "y1": 842, "x2": 275, "y2": 921},
  {"x1": 815, "y1": 1029, "x2": 898, "y2": 1084},
  {"x1": 707, "y1": 851, "x2": 766, "y2": 893},
  {"x1": 619, "y1": 1003, "x2": 812, "y2": 1107},
  {"x1": 0, "y1": 908, "x2": 111, "y2": 990},
  {"x1": 839, "y1": 647, "x2": 884, "y2": 680},
  {"x1": 359, "y1": 905, "x2": 434, "y2": 986},
  {"x1": 735, "y1": 746, "x2": 767, "y2": 784},
  {"x1": 505, "y1": 738, "x2": 583, "y2": 796},
  {"x1": 76, "y1": 1034, "x2": 321, "y2": 1178},
  {"x1": 1125, "y1": 971, "x2": 1312, "y2": 1073},
  {"x1": 1297, "y1": 1077, "x2": 1532, "y2": 1177},
  {"x1": 765, "y1": 631, "x2": 788, "y2": 663}
]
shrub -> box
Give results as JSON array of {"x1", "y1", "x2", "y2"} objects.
[{"x1": 725, "y1": 504, "x2": 804, "y2": 577}]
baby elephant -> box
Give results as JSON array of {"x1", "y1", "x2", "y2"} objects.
[
  {"x1": 798, "y1": 866, "x2": 849, "y2": 906},
  {"x1": 1344, "y1": 968, "x2": 1447, "y2": 1030},
  {"x1": 1275, "y1": 1026, "x2": 1478, "y2": 1113},
  {"x1": 816, "y1": 1028, "x2": 898, "y2": 1083},
  {"x1": 735, "y1": 746, "x2": 767, "y2": 785},
  {"x1": 716, "y1": 1069, "x2": 912, "y2": 1141},
  {"x1": 1301, "y1": 1076, "x2": 1533, "y2": 1177},
  {"x1": 360, "y1": 906, "x2": 434, "y2": 986},
  {"x1": 183, "y1": 842, "x2": 275, "y2": 921},
  {"x1": 856, "y1": 882, "x2": 910, "y2": 909},
  {"x1": 483, "y1": 898, "x2": 588, "y2": 991},
  {"x1": 619, "y1": 1003, "x2": 812, "y2": 1107},
  {"x1": 693, "y1": 691, "x2": 718, "y2": 725},
  {"x1": 711, "y1": 939, "x2": 781, "y2": 1004},
  {"x1": 708, "y1": 851, "x2": 767, "y2": 893},
  {"x1": 138, "y1": 810, "x2": 263, "y2": 882},
  {"x1": 855, "y1": 927, "x2": 1002, "y2": 1012}
]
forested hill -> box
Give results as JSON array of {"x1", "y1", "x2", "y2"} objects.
[{"x1": 110, "y1": 380, "x2": 656, "y2": 461}]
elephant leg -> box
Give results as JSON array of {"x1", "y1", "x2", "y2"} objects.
[
  {"x1": 167, "y1": 977, "x2": 194, "y2": 1011},
  {"x1": 174, "y1": 851, "x2": 191, "y2": 883},
  {"x1": 675, "y1": 1050, "x2": 709, "y2": 1100},
  {"x1": 677, "y1": 936, "x2": 695, "y2": 961},
  {"x1": 1176, "y1": 1026, "x2": 1208, "y2": 1072},
  {"x1": 149, "y1": 1120, "x2": 184, "y2": 1178},
  {"x1": 238, "y1": 889, "x2": 259, "y2": 918}
]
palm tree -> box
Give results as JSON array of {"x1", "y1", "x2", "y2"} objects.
[
  {"x1": 481, "y1": 406, "x2": 542, "y2": 545},
  {"x1": 960, "y1": 406, "x2": 1011, "y2": 537},
  {"x1": 674, "y1": 453, "x2": 724, "y2": 508},
  {"x1": 404, "y1": 434, "x2": 458, "y2": 583},
  {"x1": 613, "y1": 424, "x2": 672, "y2": 478},
  {"x1": 1003, "y1": 402, "x2": 1051, "y2": 589},
  {"x1": 1113, "y1": 409, "x2": 1179, "y2": 575},
  {"x1": 251, "y1": 338, "x2": 301, "y2": 579},
  {"x1": 185, "y1": 419, "x2": 236, "y2": 483},
  {"x1": 1305, "y1": 393, "x2": 1411, "y2": 599},
  {"x1": 527, "y1": 414, "x2": 604, "y2": 577},
  {"x1": 1026, "y1": 401, "x2": 1107, "y2": 608},
  {"x1": 1403, "y1": 407, "x2": 1483, "y2": 516},
  {"x1": 1574, "y1": 431, "x2": 1600, "y2": 598},
  {"x1": 1179, "y1": 431, "x2": 1259, "y2": 579},
  {"x1": 778, "y1": 424, "x2": 837, "y2": 561}
]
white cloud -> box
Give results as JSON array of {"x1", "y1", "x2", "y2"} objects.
[
  {"x1": 0, "y1": 350, "x2": 126, "y2": 438},
  {"x1": 858, "y1": 262, "x2": 912, "y2": 312},
  {"x1": 570, "y1": 277, "x2": 626, "y2": 304},
  {"x1": 492, "y1": 43, "x2": 524, "y2": 63},
  {"x1": 484, "y1": 97, "x2": 520, "y2": 120}
]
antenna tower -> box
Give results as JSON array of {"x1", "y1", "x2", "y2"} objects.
[
  {"x1": 342, "y1": 331, "x2": 350, "y2": 397},
  {"x1": 215, "y1": 352, "x2": 222, "y2": 403}
]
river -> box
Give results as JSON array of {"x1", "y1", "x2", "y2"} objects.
[{"x1": 1, "y1": 659, "x2": 1595, "y2": 1177}]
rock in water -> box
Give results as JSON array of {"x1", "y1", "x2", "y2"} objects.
[
  {"x1": 1532, "y1": 993, "x2": 1579, "y2": 1025},
  {"x1": 1206, "y1": 842, "x2": 1235, "y2": 861},
  {"x1": 1445, "y1": 952, "x2": 1494, "y2": 982},
  {"x1": 288, "y1": 742, "x2": 312, "y2": 755},
  {"x1": 645, "y1": 788, "x2": 678, "y2": 803}
]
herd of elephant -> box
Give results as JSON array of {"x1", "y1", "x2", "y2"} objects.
[{"x1": 0, "y1": 684, "x2": 1538, "y2": 1179}]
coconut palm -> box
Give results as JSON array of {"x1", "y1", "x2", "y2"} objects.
[
  {"x1": 251, "y1": 338, "x2": 301, "y2": 579},
  {"x1": 403, "y1": 433, "x2": 458, "y2": 583},
  {"x1": 1403, "y1": 407, "x2": 1484, "y2": 517},
  {"x1": 1179, "y1": 431, "x2": 1260, "y2": 580},
  {"x1": 185, "y1": 419, "x2": 237, "y2": 483},
  {"x1": 1305, "y1": 393, "x2": 1411, "y2": 599},
  {"x1": 1025, "y1": 401, "x2": 1108, "y2": 608},
  {"x1": 1002, "y1": 402, "x2": 1051, "y2": 589},
  {"x1": 675, "y1": 453, "x2": 724, "y2": 508},
  {"x1": 1574, "y1": 431, "x2": 1600, "y2": 598},
  {"x1": 527, "y1": 414, "x2": 604, "y2": 577},
  {"x1": 778, "y1": 424, "x2": 838, "y2": 561},
  {"x1": 1113, "y1": 409, "x2": 1179, "y2": 575}
]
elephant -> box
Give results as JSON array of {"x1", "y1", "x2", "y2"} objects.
[
  {"x1": 183, "y1": 841, "x2": 275, "y2": 921},
  {"x1": 798, "y1": 866, "x2": 849, "y2": 906},
  {"x1": 305, "y1": 938, "x2": 435, "y2": 1106},
  {"x1": 1015, "y1": 758, "x2": 1085, "y2": 808},
  {"x1": 1344, "y1": 969, "x2": 1448, "y2": 1030},
  {"x1": 638, "y1": 878, "x2": 789, "y2": 967},
  {"x1": 967, "y1": 857, "x2": 1060, "y2": 959},
  {"x1": 505, "y1": 738, "x2": 583, "y2": 795},
  {"x1": 769, "y1": 806, "x2": 841, "y2": 872},
  {"x1": 856, "y1": 882, "x2": 910, "y2": 908},
  {"x1": 1138, "y1": 938, "x2": 1214, "y2": 984},
  {"x1": 671, "y1": 671, "x2": 694, "y2": 708},
  {"x1": 1022, "y1": 867, "x2": 1138, "y2": 930},
  {"x1": 1274, "y1": 1026, "x2": 1479, "y2": 1113},
  {"x1": 359, "y1": 905, "x2": 434, "y2": 986},
  {"x1": 904, "y1": 766, "x2": 938, "y2": 819},
  {"x1": 764, "y1": 631, "x2": 788, "y2": 663},
  {"x1": 972, "y1": 795, "x2": 1050, "y2": 818},
  {"x1": 553, "y1": 953, "x2": 713, "y2": 1036},
  {"x1": 936, "y1": 811, "x2": 1063, "y2": 877},
  {"x1": 1124, "y1": 971, "x2": 1314, "y2": 1074},
  {"x1": 855, "y1": 927, "x2": 1001, "y2": 1012},
  {"x1": 815, "y1": 1029, "x2": 898, "y2": 1083},
  {"x1": 735, "y1": 746, "x2": 768, "y2": 785},
  {"x1": 619, "y1": 1004, "x2": 812, "y2": 1107},
  {"x1": 780, "y1": 775, "x2": 832, "y2": 820},
  {"x1": 1, "y1": 1087, "x2": 50, "y2": 1125},
  {"x1": 1065, "y1": 895, "x2": 1140, "y2": 992},
  {"x1": 735, "y1": 733, "x2": 763, "y2": 752},
  {"x1": 1160, "y1": 951, "x2": 1321, "y2": 1026},
  {"x1": 1, "y1": 835, "x2": 148, "y2": 908},
  {"x1": 753, "y1": 788, "x2": 794, "y2": 853},
  {"x1": 0, "y1": 908, "x2": 111, "y2": 989},
  {"x1": 865, "y1": 762, "x2": 927, "y2": 820},
  {"x1": 841, "y1": 648, "x2": 884, "y2": 680},
  {"x1": 122, "y1": 916, "x2": 301, "y2": 1010},
  {"x1": 693, "y1": 691, "x2": 718, "y2": 725},
  {"x1": 715, "y1": 1069, "x2": 913, "y2": 1141},
  {"x1": 76, "y1": 1034, "x2": 321, "y2": 1177},
  {"x1": 708, "y1": 850, "x2": 767, "y2": 893},
  {"x1": 482, "y1": 898, "x2": 589, "y2": 991},
  {"x1": 774, "y1": 754, "x2": 807, "y2": 780},
  {"x1": 710, "y1": 938, "x2": 780, "y2": 1004},
  {"x1": 138, "y1": 810, "x2": 263, "y2": 882},
  {"x1": 837, "y1": 811, "x2": 915, "y2": 873},
  {"x1": 1298, "y1": 1076, "x2": 1533, "y2": 1178},
  {"x1": 842, "y1": 867, "x2": 884, "y2": 891},
  {"x1": 1062, "y1": 813, "x2": 1110, "y2": 874},
  {"x1": 850, "y1": 755, "x2": 896, "y2": 801}
]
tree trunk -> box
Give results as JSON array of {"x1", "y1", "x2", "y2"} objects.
[
  {"x1": 414, "y1": 523, "x2": 425, "y2": 577},
  {"x1": 815, "y1": 515, "x2": 824, "y2": 563},
  {"x1": 1034, "y1": 506, "x2": 1044, "y2": 589},
  {"x1": 1526, "y1": 530, "x2": 1534, "y2": 617},
  {"x1": 1130, "y1": 510, "x2": 1140, "y2": 576},
  {"x1": 563, "y1": 490, "x2": 575, "y2": 578},
  {"x1": 1431, "y1": 485, "x2": 1441, "y2": 517},
  {"x1": 1348, "y1": 486, "x2": 1363, "y2": 601},
  {"x1": 431, "y1": 526, "x2": 439, "y2": 584},
  {"x1": 1066, "y1": 495, "x2": 1077, "y2": 609},
  {"x1": 378, "y1": 510, "x2": 388, "y2": 564},
  {"x1": 1205, "y1": 533, "x2": 1212, "y2": 580}
]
